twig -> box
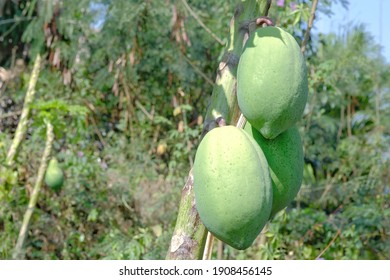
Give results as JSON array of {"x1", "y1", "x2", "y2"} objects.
[
  {"x1": 89, "y1": 115, "x2": 106, "y2": 148},
  {"x1": 315, "y1": 229, "x2": 341, "y2": 259},
  {"x1": 120, "y1": 73, "x2": 137, "y2": 137},
  {"x1": 180, "y1": 0, "x2": 225, "y2": 46},
  {"x1": 83, "y1": 101, "x2": 107, "y2": 148},
  {"x1": 0, "y1": 17, "x2": 35, "y2": 26},
  {"x1": 346, "y1": 95, "x2": 352, "y2": 137},
  {"x1": 299, "y1": 202, "x2": 345, "y2": 247},
  {"x1": 135, "y1": 100, "x2": 154, "y2": 121},
  {"x1": 12, "y1": 120, "x2": 54, "y2": 259},
  {"x1": 301, "y1": 0, "x2": 318, "y2": 54},
  {"x1": 181, "y1": 53, "x2": 214, "y2": 86},
  {"x1": 6, "y1": 54, "x2": 41, "y2": 167}
]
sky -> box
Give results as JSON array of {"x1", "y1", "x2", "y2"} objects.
[{"x1": 315, "y1": 0, "x2": 390, "y2": 63}]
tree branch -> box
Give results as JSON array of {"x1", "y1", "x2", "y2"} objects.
[
  {"x1": 301, "y1": 0, "x2": 318, "y2": 54},
  {"x1": 315, "y1": 229, "x2": 341, "y2": 260},
  {"x1": 180, "y1": 0, "x2": 225, "y2": 46},
  {"x1": 181, "y1": 52, "x2": 215, "y2": 86}
]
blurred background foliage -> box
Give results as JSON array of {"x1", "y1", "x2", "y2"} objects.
[{"x1": 0, "y1": 0, "x2": 389, "y2": 259}]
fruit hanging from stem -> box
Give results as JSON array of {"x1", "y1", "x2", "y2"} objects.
[
  {"x1": 45, "y1": 158, "x2": 64, "y2": 191},
  {"x1": 194, "y1": 126, "x2": 272, "y2": 250},
  {"x1": 237, "y1": 26, "x2": 308, "y2": 139}
]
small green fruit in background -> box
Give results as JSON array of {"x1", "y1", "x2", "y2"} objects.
[
  {"x1": 237, "y1": 26, "x2": 308, "y2": 139},
  {"x1": 244, "y1": 123, "x2": 304, "y2": 217},
  {"x1": 193, "y1": 126, "x2": 272, "y2": 250},
  {"x1": 45, "y1": 158, "x2": 64, "y2": 191}
]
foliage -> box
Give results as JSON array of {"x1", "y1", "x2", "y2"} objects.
[{"x1": 1, "y1": 0, "x2": 389, "y2": 259}]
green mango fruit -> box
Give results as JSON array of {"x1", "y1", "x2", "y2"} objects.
[
  {"x1": 244, "y1": 123, "x2": 304, "y2": 217},
  {"x1": 193, "y1": 126, "x2": 272, "y2": 250},
  {"x1": 45, "y1": 158, "x2": 64, "y2": 191},
  {"x1": 237, "y1": 26, "x2": 308, "y2": 139}
]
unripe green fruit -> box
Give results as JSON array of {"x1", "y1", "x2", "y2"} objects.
[
  {"x1": 237, "y1": 26, "x2": 308, "y2": 139},
  {"x1": 45, "y1": 158, "x2": 64, "y2": 191},
  {"x1": 244, "y1": 123, "x2": 303, "y2": 217},
  {"x1": 193, "y1": 126, "x2": 272, "y2": 250}
]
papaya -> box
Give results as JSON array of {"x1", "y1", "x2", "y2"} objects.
[
  {"x1": 237, "y1": 26, "x2": 308, "y2": 139},
  {"x1": 45, "y1": 158, "x2": 64, "y2": 191},
  {"x1": 244, "y1": 123, "x2": 304, "y2": 217},
  {"x1": 193, "y1": 126, "x2": 272, "y2": 250}
]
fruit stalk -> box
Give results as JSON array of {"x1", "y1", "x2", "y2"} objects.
[
  {"x1": 301, "y1": 0, "x2": 319, "y2": 54},
  {"x1": 166, "y1": 0, "x2": 272, "y2": 260},
  {"x1": 12, "y1": 120, "x2": 54, "y2": 259}
]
